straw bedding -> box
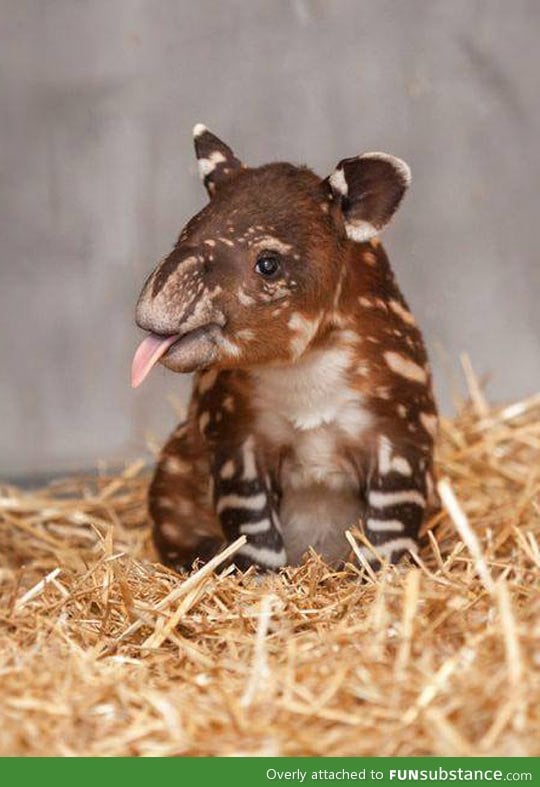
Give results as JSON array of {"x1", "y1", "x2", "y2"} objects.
[{"x1": 1, "y1": 382, "x2": 539, "y2": 756}]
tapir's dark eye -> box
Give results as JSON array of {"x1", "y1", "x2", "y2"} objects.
[{"x1": 255, "y1": 253, "x2": 282, "y2": 278}]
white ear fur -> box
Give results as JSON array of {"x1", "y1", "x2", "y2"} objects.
[
  {"x1": 193, "y1": 123, "x2": 208, "y2": 138},
  {"x1": 344, "y1": 219, "x2": 379, "y2": 243},
  {"x1": 192, "y1": 123, "x2": 243, "y2": 195},
  {"x1": 362, "y1": 151, "x2": 411, "y2": 187},
  {"x1": 328, "y1": 167, "x2": 348, "y2": 197},
  {"x1": 328, "y1": 152, "x2": 411, "y2": 241}
]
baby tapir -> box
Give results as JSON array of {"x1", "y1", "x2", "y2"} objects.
[{"x1": 132, "y1": 124, "x2": 438, "y2": 572}]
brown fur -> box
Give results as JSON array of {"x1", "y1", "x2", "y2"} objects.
[{"x1": 134, "y1": 127, "x2": 437, "y2": 571}]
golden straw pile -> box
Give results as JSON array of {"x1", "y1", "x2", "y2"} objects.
[{"x1": 1, "y1": 384, "x2": 539, "y2": 755}]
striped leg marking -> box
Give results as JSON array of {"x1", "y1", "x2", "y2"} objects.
[
  {"x1": 361, "y1": 436, "x2": 428, "y2": 566},
  {"x1": 213, "y1": 436, "x2": 286, "y2": 571}
]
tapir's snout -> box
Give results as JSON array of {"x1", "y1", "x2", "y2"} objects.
[
  {"x1": 135, "y1": 248, "x2": 202, "y2": 334},
  {"x1": 132, "y1": 248, "x2": 226, "y2": 386}
]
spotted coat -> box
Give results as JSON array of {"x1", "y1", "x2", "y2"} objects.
[{"x1": 134, "y1": 125, "x2": 438, "y2": 572}]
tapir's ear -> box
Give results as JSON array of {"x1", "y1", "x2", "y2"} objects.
[
  {"x1": 193, "y1": 124, "x2": 244, "y2": 196},
  {"x1": 325, "y1": 152, "x2": 411, "y2": 242}
]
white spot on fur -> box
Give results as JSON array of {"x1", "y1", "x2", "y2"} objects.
[
  {"x1": 252, "y1": 236, "x2": 292, "y2": 255},
  {"x1": 369, "y1": 489, "x2": 425, "y2": 508},
  {"x1": 240, "y1": 518, "x2": 272, "y2": 535},
  {"x1": 220, "y1": 460, "x2": 236, "y2": 479},
  {"x1": 260, "y1": 282, "x2": 292, "y2": 302},
  {"x1": 198, "y1": 411, "x2": 210, "y2": 433},
  {"x1": 287, "y1": 312, "x2": 320, "y2": 358},
  {"x1": 198, "y1": 369, "x2": 218, "y2": 395},
  {"x1": 223, "y1": 396, "x2": 235, "y2": 412},
  {"x1": 193, "y1": 123, "x2": 207, "y2": 138},
  {"x1": 378, "y1": 436, "x2": 412, "y2": 476},
  {"x1": 389, "y1": 299, "x2": 417, "y2": 326},
  {"x1": 378, "y1": 438, "x2": 393, "y2": 474},
  {"x1": 358, "y1": 362, "x2": 370, "y2": 377},
  {"x1": 271, "y1": 302, "x2": 289, "y2": 317},
  {"x1": 366, "y1": 518, "x2": 405, "y2": 532},
  {"x1": 420, "y1": 412, "x2": 438, "y2": 437},
  {"x1": 242, "y1": 436, "x2": 257, "y2": 480},
  {"x1": 384, "y1": 352, "x2": 427, "y2": 384},
  {"x1": 346, "y1": 219, "x2": 378, "y2": 243},
  {"x1": 392, "y1": 456, "x2": 413, "y2": 475},
  {"x1": 216, "y1": 492, "x2": 267, "y2": 515},
  {"x1": 218, "y1": 336, "x2": 242, "y2": 358},
  {"x1": 238, "y1": 288, "x2": 256, "y2": 307},
  {"x1": 363, "y1": 251, "x2": 378, "y2": 266},
  {"x1": 237, "y1": 543, "x2": 286, "y2": 568},
  {"x1": 160, "y1": 522, "x2": 182, "y2": 544},
  {"x1": 339, "y1": 329, "x2": 361, "y2": 345},
  {"x1": 329, "y1": 167, "x2": 348, "y2": 197},
  {"x1": 397, "y1": 404, "x2": 408, "y2": 418},
  {"x1": 157, "y1": 496, "x2": 175, "y2": 510},
  {"x1": 237, "y1": 328, "x2": 256, "y2": 341},
  {"x1": 197, "y1": 151, "x2": 226, "y2": 180},
  {"x1": 164, "y1": 456, "x2": 190, "y2": 475}
]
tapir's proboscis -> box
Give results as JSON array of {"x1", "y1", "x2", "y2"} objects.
[{"x1": 132, "y1": 125, "x2": 438, "y2": 572}]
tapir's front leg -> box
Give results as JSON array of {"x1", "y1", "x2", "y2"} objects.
[
  {"x1": 150, "y1": 421, "x2": 224, "y2": 572},
  {"x1": 212, "y1": 437, "x2": 287, "y2": 572},
  {"x1": 361, "y1": 436, "x2": 432, "y2": 568}
]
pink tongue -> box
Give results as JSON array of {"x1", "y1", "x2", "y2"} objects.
[{"x1": 131, "y1": 333, "x2": 179, "y2": 388}]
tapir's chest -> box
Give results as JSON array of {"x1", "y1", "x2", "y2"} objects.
[
  {"x1": 251, "y1": 349, "x2": 372, "y2": 563},
  {"x1": 252, "y1": 347, "x2": 372, "y2": 483}
]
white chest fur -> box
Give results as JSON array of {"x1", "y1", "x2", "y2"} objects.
[{"x1": 252, "y1": 346, "x2": 372, "y2": 563}]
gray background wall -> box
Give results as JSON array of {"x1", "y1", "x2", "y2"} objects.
[{"x1": 1, "y1": 0, "x2": 539, "y2": 479}]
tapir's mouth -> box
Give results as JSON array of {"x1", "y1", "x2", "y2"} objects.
[{"x1": 131, "y1": 323, "x2": 221, "y2": 387}]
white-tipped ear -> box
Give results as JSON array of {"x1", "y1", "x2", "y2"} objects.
[
  {"x1": 327, "y1": 152, "x2": 411, "y2": 241},
  {"x1": 192, "y1": 124, "x2": 244, "y2": 196},
  {"x1": 192, "y1": 123, "x2": 208, "y2": 138}
]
